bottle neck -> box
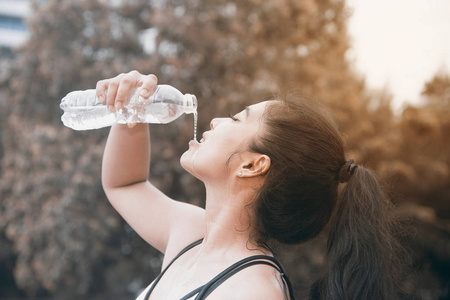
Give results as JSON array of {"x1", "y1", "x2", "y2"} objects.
[{"x1": 183, "y1": 94, "x2": 197, "y2": 114}]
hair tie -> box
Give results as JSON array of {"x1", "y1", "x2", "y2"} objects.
[{"x1": 338, "y1": 159, "x2": 357, "y2": 183}]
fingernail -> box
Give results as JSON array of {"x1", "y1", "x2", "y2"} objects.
[
  {"x1": 108, "y1": 105, "x2": 114, "y2": 112},
  {"x1": 116, "y1": 101, "x2": 123, "y2": 110},
  {"x1": 98, "y1": 95, "x2": 104, "y2": 102},
  {"x1": 139, "y1": 89, "x2": 149, "y2": 99}
]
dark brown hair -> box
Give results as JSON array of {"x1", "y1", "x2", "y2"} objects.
[{"x1": 249, "y1": 93, "x2": 400, "y2": 300}]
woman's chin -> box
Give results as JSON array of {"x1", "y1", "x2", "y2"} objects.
[
  {"x1": 179, "y1": 154, "x2": 190, "y2": 172},
  {"x1": 180, "y1": 146, "x2": 200, "y2": 178}
]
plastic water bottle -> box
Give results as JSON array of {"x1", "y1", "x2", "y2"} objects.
[{"x1": 60, "y1": 85, "x2": 197, "y2": 131}]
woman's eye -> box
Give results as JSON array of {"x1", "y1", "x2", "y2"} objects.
[{"x1": 228, "y1": 113, "x2": 240, "y2": 121}]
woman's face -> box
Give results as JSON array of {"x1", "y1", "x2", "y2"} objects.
[{"x1": 180, "y1": 101, "x2": 270, "y2": 182}]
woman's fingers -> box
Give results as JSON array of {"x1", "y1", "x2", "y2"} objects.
[
  {"x1": 106, "y1": 73, "x2": 125, "y2": 112},
  {"x1": 115, "y1": 71, "x2": 141, "y2": 110},
  {"x1": 139, "y1": 74, "x2": 158, "y2": 99},
  {"x1": 95, "y1": 79, "x2": 109, "y2": 104},
  {"x1": 127, "y1": 74, "x2": 157, "y2": 129},
  {"x1": 95, "y1": 71, "x2": 158, "y2": 113}
]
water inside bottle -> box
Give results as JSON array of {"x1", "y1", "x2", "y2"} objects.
[{"x1": 116, "y1": 102, "x2": 181, "y2": 124}]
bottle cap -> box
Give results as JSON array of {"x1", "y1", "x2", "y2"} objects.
[{"x1": 183, "y1": 94, "x2": 197, "y2": 114}]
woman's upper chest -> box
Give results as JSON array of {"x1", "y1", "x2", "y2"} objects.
[
  {"x1": 148, "y1": 248, "x2": 223, "y2": 299},
  {"x1": 148, "y1": 250, "x2": 279, "y2": 300}
]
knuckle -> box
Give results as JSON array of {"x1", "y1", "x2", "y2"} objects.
[
  {"x1": 114, "y1": 73, "x2": 125, "y2": 82},
  {"x1": 148, "y1": 74, "x2": 158, "y2": 83},
  {"x1": 121, "y1": 76, "x2": 132, "y2": 85},
  {"x1": 96, "y1": 80, "x2": 107, "y2": 90},
  {"x1": 129, "y1": 70, "x2": 139, "y2": 77},
  {"x1": 108, "y1": 80, "x2": 119, "y2": 89}
]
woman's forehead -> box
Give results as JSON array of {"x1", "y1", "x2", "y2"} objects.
[{"x1": 246, "y1": 100, "x2": 273, "y2": 113}]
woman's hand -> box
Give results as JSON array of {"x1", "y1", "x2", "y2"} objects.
[{"x1": 95, "y1": 71, "x2": 158, "y2": 128}]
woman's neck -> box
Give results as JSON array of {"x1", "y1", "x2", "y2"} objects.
[{"x1": 198, "y1": 181, "x2": 271, "y2": 259}]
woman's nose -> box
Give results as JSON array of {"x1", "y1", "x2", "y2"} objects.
[
  {"x1": 210, "y1": 118, "x2": 226, "y2": 129},
  {"x1": 210, "y1": 118, "x2": 218, "y2": 130}
]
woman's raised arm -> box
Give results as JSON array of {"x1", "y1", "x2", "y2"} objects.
[
  {"x1": 99, "y1": 71, "x2": 157, "y2": 189},
  {"x1": 99, "y1": 71, "x2": 205, "y2": 256}
]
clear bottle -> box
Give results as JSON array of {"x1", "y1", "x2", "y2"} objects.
[{"x1": 60, "y1": 85, "x2": 197, "y2": 131}]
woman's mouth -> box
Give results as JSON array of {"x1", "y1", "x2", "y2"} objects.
[{"x1": 200, "y1": 133, "x2": 207, "y2": 143}]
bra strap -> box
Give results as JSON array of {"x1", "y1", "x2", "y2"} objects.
[
  {"x1": 144, "y1": 238, "x2": 203, "y2": 300},
  {"x1": 180, "y1": 286, "x2": 203, "y2": 300},
  {"x1": 194, "y1": 255, "x2": 295, "y2": 300}
]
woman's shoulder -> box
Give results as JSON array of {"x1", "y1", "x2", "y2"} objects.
[{"x1": 208, "y1": 262, "x2": 287, "y2": 300}]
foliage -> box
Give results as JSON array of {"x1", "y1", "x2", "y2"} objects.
[{"x1": 0, "y1": 0, "x2": 449, "y2": 299}]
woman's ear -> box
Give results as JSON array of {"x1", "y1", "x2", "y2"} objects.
[{"x1": 238, "y1": 154, "x2": 271, "y2": 178}]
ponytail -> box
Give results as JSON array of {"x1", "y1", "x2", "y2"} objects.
[
  {"x1": 309, "y1": 166, "x2": 399, "y2": 300},
  {"x1": 249, "y1": 97, "x2": 401, "y2": 299}
]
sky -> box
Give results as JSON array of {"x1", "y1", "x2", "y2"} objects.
[{"x1": 346, "y1": 0, "x2": 450, "y2": 112}]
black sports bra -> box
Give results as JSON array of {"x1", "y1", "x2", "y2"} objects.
[{"x1": 143, "y1": 239, "x2": 295, "y2": 300}]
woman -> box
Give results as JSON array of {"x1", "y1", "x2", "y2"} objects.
[{"x1": 98, "y1": 71, "x2": 399, "y2": 300}]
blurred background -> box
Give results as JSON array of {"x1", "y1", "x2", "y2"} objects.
[{"x1": 0, "y1": 0, "x2": 449, "y2": 299}]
